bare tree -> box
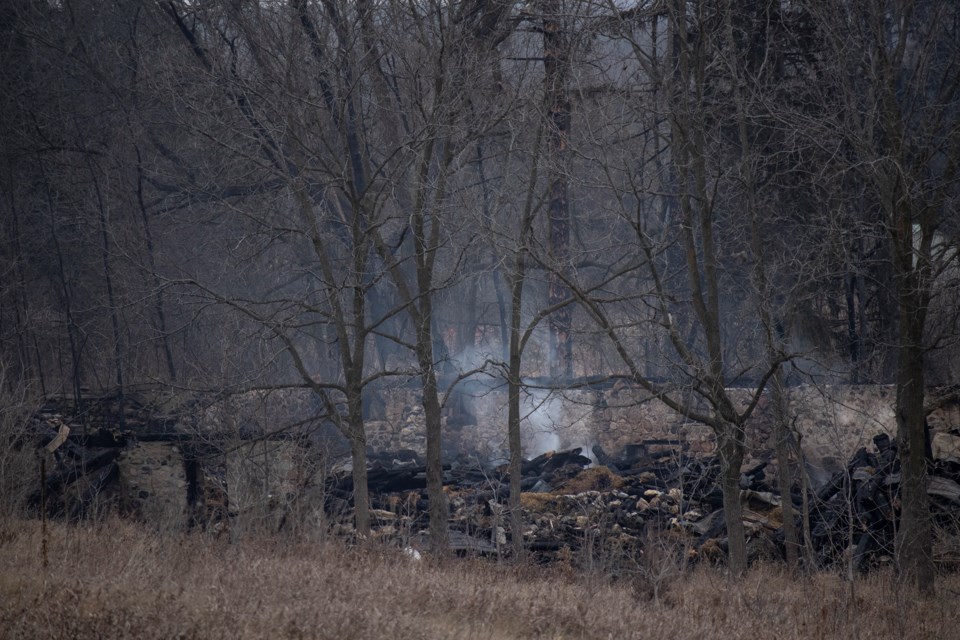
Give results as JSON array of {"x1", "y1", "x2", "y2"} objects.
[
  {"x1": 538, "y1": 0, "x2": 575, "y2": 379},
  {"x1": 548, "y1": 0, "x2": 819, "y2": 575},
  {"x1": 797, "y1": 0, "x2": 960, "y2": 593},
  {"x1": 365, "y1": 0, "x2": 516, "y2": 552},
  {"x1": 155, "y1": 0, "x2": 519, "y2": 545}
]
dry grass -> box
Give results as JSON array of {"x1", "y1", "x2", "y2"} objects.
[
  {"x1": 1, "y1": 517, "x2": 958, "y2": 640},
  {"x1": 554, "y1": 467, "x2": 625, "y2": 494}
]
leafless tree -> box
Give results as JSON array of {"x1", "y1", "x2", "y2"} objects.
[
  {"x1": 795, "y1": 0, "x2": 960, "y2": 593},
  {"x1": 546, "y1": 0, "x2": 827, "y2": 574}
]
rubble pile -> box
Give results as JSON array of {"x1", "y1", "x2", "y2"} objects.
[
  {"x1": 808, "y1": 432, "x2": 960, "y2": 570},
  {"x1": 329, "y1": 443, "x2": 783, "y2": 566},
  {"x1": 22, "y1": 393, "x2": 960, "y2": 572},
  {"x1": 327, "y1": 435, "x2": 960, "y2": 570}
]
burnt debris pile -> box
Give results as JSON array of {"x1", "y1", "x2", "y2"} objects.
[
  {"x1": 23, "y1": 394, "x2": 960, "y2": 571},
  {"x1": 809, "y1": 432, "x2": 960, "y2": 570},
  {"x1": 331, "y1": 442, "x2": 783, "y2": 565},
  {"x1": 333, "y1": 435, "x2": 960, "y2": 570}
]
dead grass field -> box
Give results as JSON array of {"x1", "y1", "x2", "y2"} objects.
[{"x1": 1, "y1": 517, "x2": 958, "y2": 640}]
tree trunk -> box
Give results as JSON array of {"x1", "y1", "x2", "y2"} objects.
[
  {"x1": 416, "y1": 311, "x2": 449, "y2": 554},
  {"x1": 541, "y1": 0, "x2": 572, "y2": 380},
  {"x1": 718, "y1": 425, "x2": 747, "y2": 576},
  {"x1": 772, "y1": 371, "x2": 800, "y2": 566},
  {"x1": 422, "y1": 371, "x2": 448, "y2": 554},
  {"x1": 348, "y1": 413, "x2": 371, "y2": 537},
  {"x1": 507, "y1": 356, "x2": 523, "y2": 559},
  {"x1": 895, "y1": 284, "x2": 934, "y2": 594},
  {"x1": 508, "y1": 247, "x2": 527, "y2": 559},
  {"x1": 474, "y1": 140, "x2": 510, "y2": 362},
  {"x1": 720, "y1": 1, "x2": 798, "y2": 567}
]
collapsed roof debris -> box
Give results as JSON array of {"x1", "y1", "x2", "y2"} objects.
[{"x1": 23, "y1": 393, "x2": 960, "y2": 571}]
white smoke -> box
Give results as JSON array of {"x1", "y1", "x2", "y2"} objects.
[
  {"x1": 446, "y1": 344, "x2": 497, "y2": 376},
  {"x1": 530, "y1": 429, "x2": 561, "y2": 457},
  {"x1": 523, "y1": 389, "x2": 563, "y2": 457},
  {"x1": 521, "y1": 389, "x2": 596, "y2": 462}
]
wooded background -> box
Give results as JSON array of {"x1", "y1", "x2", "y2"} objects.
[{"x1": 1, "y1": 0, "x2": 958, "y2": 588}]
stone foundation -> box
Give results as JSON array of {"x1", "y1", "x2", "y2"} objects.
[
  {"x1": 363, "y1": 384, "x2": 960, "y2": 478},
  {"x1": 117, "y1": 442, "x2": 189, "y2": 530},
  {"x1": 107, "y1": 384, "x2": 960, "y2": 531}
]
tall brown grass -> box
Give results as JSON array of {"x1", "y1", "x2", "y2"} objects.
[{"x1": 1, "y1": 517, "x2": 956, "y2": 640}]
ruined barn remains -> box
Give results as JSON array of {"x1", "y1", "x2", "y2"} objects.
[{"x1": 23, "y1": 383, "x2": 960, "y2": 569}]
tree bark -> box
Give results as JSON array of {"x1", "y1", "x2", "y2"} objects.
[
  {"x1": 894, "y1": 271, "x2": 934, "y2": 594},
  {"x1": 541, "y1": 0, "x2": 572, "y2": 380},
  {"x1": 417, "y1": 328, "x2": 449, "y2": 553},
  {"x1": 718, "y1": 425, "x2": 747, "y2": 576},
  {"x1": 772, "y1": 371, "x2": 800, "y2": 566},
  {"x1": 670, "y1": 0, "x2": 749, "y2": 576},
  {"x1": 721, "y1": 2, "x2": 799, "y2": 566},
  {"x1": 507, "y1": 348, "x2": 524, "y2": 559},
  {"x1": 347, "y1": 407, "x2": 371, "y2": 537},
  {"x1": 507, "y1": 240, "x2": 527, "y2": 560}
]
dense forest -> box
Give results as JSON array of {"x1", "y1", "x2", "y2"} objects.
[{"x1": 1, "y1": 0, "x2": 958, "y2": 589}]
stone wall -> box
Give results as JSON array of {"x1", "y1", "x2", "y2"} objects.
[
  {"x1": 116, "y1": 442, "x2": 190, "y2": 530},
  {"x1": 105, "y1": 384, "x2": 960, "y2": 532},
  {"x1": 363, "y1": 384, "x2": 960, "y2": 477}
]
